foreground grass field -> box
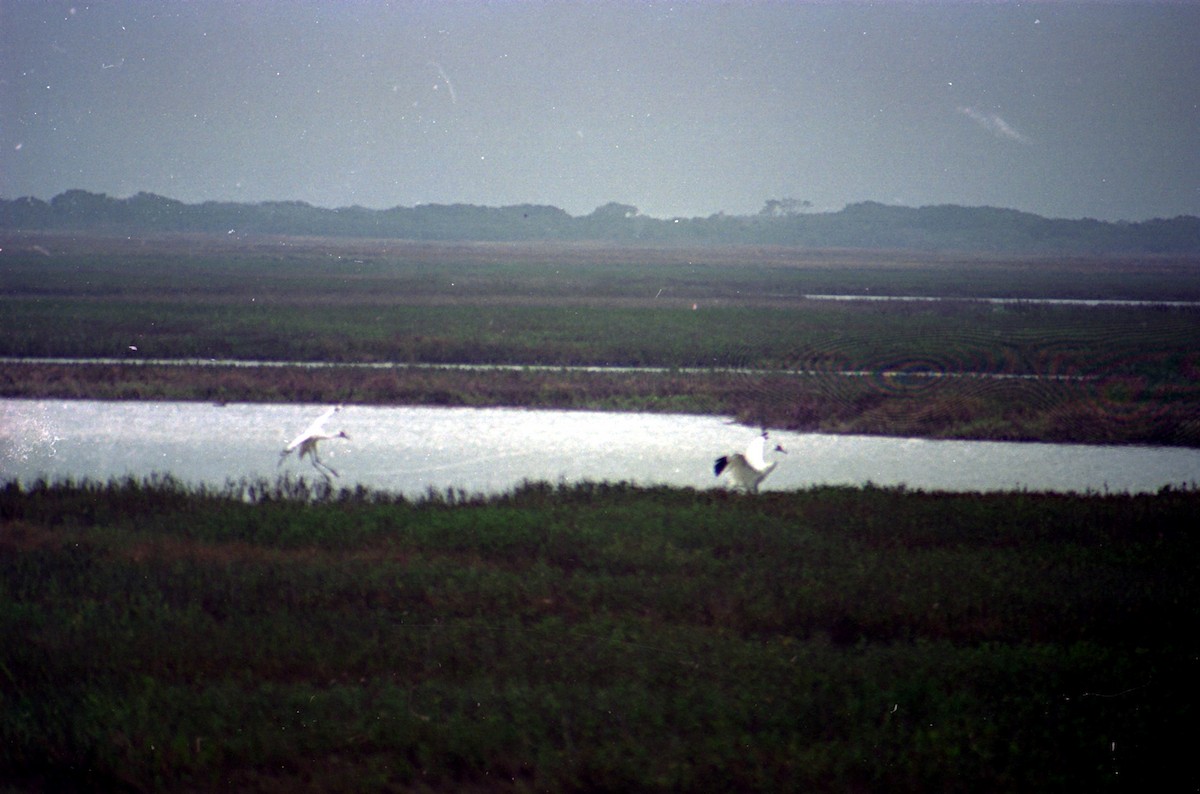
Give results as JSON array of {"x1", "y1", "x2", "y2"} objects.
[{"x1": 2, "y1": 477, "x2": 1197, "y2": 791}]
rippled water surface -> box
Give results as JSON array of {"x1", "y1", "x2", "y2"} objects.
[{"x1": 3, "y1": 399, "x2": 1198, "y2": 496}]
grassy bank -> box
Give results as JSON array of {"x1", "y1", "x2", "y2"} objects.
[
  {"x1": 5, "y1": 359, "x2": 1200, "y2": 446},
  {"x1": 2, "y1": 476, "x2": 1197, "y2": 791},
  {"x1": 6, "y1": 282, "x2": 1200, "y2": 375}
]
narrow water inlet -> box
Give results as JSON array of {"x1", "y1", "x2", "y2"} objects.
[{"x1": 4, "y1": 399, "x2": 1198, "y2": 496}]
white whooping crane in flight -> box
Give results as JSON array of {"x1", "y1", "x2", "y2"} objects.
[
  {"x1": 714, "y1": 431, "x2": 787, "y2": 493},
  {"x1": 278, "y1": 405, "x2": 349, "y2": 480}
]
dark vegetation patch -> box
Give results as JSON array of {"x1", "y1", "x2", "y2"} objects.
[{"x1": 1, "y1": 476, "x2": 1197, "y2": 791}]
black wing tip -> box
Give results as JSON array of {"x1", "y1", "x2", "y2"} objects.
[{"x1": 714, "y1": 456, "x2": 729, "y2": 476}]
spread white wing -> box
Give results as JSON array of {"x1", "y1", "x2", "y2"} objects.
[
  {"x1": 285, "y1": 405, "x2": 340, "y2": 452},
  {"x1": 744, "y1": 434, "x2": 767, "y2": 470}
]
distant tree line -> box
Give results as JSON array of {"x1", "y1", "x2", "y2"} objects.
[{"x1": 2, "y1": 189, "x2": 1199, "y2": 254}]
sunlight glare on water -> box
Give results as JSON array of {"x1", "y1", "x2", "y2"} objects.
[{"x1": 2, "y1": 399, "x2": 1199, "y2": 496}]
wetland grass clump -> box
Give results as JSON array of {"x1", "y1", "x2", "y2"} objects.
[{"x1": 2, "y1": 476, "x2": 1197, "y2": 791}]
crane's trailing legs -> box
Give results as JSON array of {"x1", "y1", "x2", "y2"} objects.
[
  {"x1": 715, "y1": 430, "x2": 787, "y2": 493},
  {"x1": 279, "y1": 405, "x2": 350, "y2": 480}
]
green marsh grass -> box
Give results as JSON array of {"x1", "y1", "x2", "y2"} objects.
[
  {"x1": 6, "y1": 291, "x2": 1200, "y2": 375},
  {"x1": 2, "y1": 476, "x2": 1197, "y2": 791},
  {"x1": 5, "y1": 236, "x2": 1200, "y2": 374}
]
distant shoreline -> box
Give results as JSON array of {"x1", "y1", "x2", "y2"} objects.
[{"x1": 6, "y1": 191, "x2": 1200, "y2": 254}]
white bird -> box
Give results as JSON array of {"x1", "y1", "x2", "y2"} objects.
[
  {"x1": 714, "y1": 431, "x2": 787, "y2": 493},
  {"x1": 278, "y1": 405, "x2": 349, "y2": 480}
]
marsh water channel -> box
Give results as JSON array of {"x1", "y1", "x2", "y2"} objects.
[{"x1": 4, "y1": 399, "x2": 1199, "y2": 496}]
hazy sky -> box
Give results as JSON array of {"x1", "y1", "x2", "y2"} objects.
[{"x1": 3, "y1": 1, "x2": 1198, "y2": 221}]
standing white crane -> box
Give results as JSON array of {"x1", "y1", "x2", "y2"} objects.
[
  {"x1": 714, "y1": 430, "x2": 787, "y2": 493},
  {"x1": 278, "y1": 405, "x2": 349, "y2": 480}
]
